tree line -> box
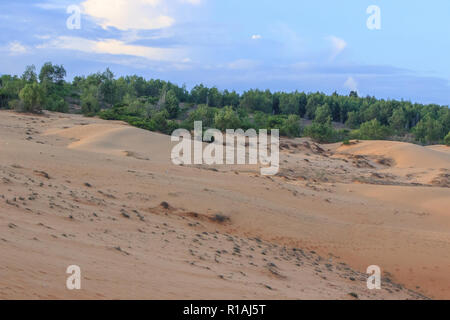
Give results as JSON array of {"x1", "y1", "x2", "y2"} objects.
[{"x1": 1, "y1": 63, "x2": 449, "y2": 145}]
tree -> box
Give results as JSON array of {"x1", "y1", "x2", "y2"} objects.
[
  {"x1": 389, "y1": 108, "x2": 408, "y2": 132},
  {"x1": 279, "y1": 93, "x2": 299, "y2": 115},
  {"x1": 314, "y1": 104, "x2": 332, "y2": 125},
  {"x1": 46, "y1": 95, "x2": 68, "y2": 113},
  {"x1": 39, "y1": 62, "x2": 55, "y2": 83},
  {"x1": 281, "y1": 115, "x2": 302, "y2": 137},
  {"x1": 253, "y1": 111, "x2": 269, "y2": 129},
  {"x1": 356, "y1": 119, "x2": 390, "y2": 140},
  {"x1": 240, "y1": 89, "x2": 272, "y2": 113},
  {"x1": 413, "y1": 115, "x2": 444, "y2": 144},
  {"x1": 164, "y1": 89, "x2": 180, "y2": 119},
  {"x1": 208, "y1": 87, "x2": 222, "y2": 108},
  {"x1": 305, "y1": 93, "x2": 323, "y2": 120},
  {"x1": 187, "y1": 105, "x2": 216, "y2": 128},
  {"x1": 304, "y1": 122, "x2": 335, "y2": 143},
  {"x1": 150, "y1": 110, "x2": 171, "y2": 133},
  {"x1": 222, "y1": 90, "x2": 240, "y2": 108},
  {"x1": 22, "y1": 65, "x2": 38, "y2": 83},
  {"x1": 272, "y1": 93, "x2": 280, "y2": 114},
  {"x1": 0, "y1": 75, "x2": 23, "y2": 108},
  {"x1": 214, "y1": 106, "x2": 241, "y2": 131},
  {"x1": 18, "y1": 83, "x2": 45, "y2": 113},
  {"x1": 298, "y1": 92, "x2": 307, "y2": 117},
  {"x1": 53, "y1": 65, "x2": 67, "y2": 84},
  {"x1": 99, "y1": 68, "x2": 115, "y2": 105},
  {"x1": 38, "y1": 62, "x2": 67, "y2": 103},
  {"x1": 81, "y1": 86, "x2": 100, "y2": 115},
  {"x1": 345, "y1": 111, "x2": 360, "y2": 129},
  {"x1": 190, "y1": 84, "x2": 209, "y2": 104}
]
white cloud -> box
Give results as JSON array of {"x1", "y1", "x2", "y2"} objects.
[
  {"x1": 37, "y1": 36, "x2": 188, "y2": 62},
  {"x1": 8, "y1": 41, "x2": 27, "y2": 55},
  {"x1": 327, "y1": 36, "x2": 347, "y2": 61},
  {"x1": 80, "y1": 0, "x2": 203, "y2": 31},
  {"x1": 81, "y1": 0, "x2": 174, "y2": 30},
  {"x1": 344, "y1": 76, "x2": 358, "y2": 92},
  {"x1": 251, "y1": 34, "x2": 262, "y2": 40}
]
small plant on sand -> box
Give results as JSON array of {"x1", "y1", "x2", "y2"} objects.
[{"x1": 211, "y1": 213, "x2": 230, "y2": 223}]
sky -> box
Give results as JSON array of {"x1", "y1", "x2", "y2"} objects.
[{"x1": 0, "y1": 0, "x2": 449, "y2": 105}]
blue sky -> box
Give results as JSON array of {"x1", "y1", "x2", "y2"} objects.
[{"x1": 0, "y1": 0, "x2": 449, "y2": 105}]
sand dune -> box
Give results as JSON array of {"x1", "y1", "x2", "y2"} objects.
[
  {"x1": 45, "y1": 123, "x2": 171, "y2": 162},
  {"x1": 337, "y1": 140, "x2": 450, "y2": 168},
  {"x1": 1, "y1": 110, "x2": 449, "y2": 300}
]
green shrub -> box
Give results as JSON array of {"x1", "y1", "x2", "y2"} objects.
[
  {"x1": 18, "y1": 83, "x2": 45, "y2": 113},
  {"x1": 186, "y1": 104, "x2": 217, "y2": 129},
  {"x1": 355, "y1": 119, "x2": 390, "y2": 140},
  {"x1": 314, "y1": 104, "x2": 332, "y2": 125},
  {"x1": 81, "y1": 94, "x2": 100, "y2": 115},
  {"x1": 413, "y1": 116, "x2": 445, "y2": 144},
  {"x1": 303, "y1": 122, "x2": 335, "y2": 143},
  {"x1": 214, "y1": 106, "x2": 241, "y2": 131},
  {"x1": 46, "y1": 95, "x2": 68, "y2": 113},
  {"x1": 164, "y1": 89, "x2": 180, "y2": 119},
  {"x1": 150, "y1": 110, "x2": 171, "y2": 133},
  {"x1": 280, "y1": 115, "x2": 302, "y2": 137},
  {"x1": 444, "y1": 131, "x2": 450, "y2": 146},
  {"x1": 8, "y1": 99, "x2": 23, "y2": 111}
]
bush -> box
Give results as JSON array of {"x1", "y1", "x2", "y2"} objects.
[
  {"x1": 355, "y1": 119, "x2": 390, "y2": 140},
  {"x1": 214, "y1": 106, "x2": 241, "y2": 131},
  {"x1": 280, "y1": 115, "x2": 302, "y2": 137},
  {"x1": 46, "y1": 95, "x2": 68, "y2": 113},
  {"x1": 18, "y1": 83, "x2": 45, "y2": 113},
  {"x1": 345, "y1": 111, "x2": 360, "y2": 129},
  {"x1": 334, "y1": 129, "x2": 351, "y2": 142},
  {"x1": 185, "y1": 104, "x2": 217, "y2": 129},
  {"x1": 413, "y1": 116, "x2": 445, "y2": 144},
  {"x1": 150, "y1": 110, "x2": 171, "y2": 134},
  {"x1": 303, "y1": 122, "x2": 335, "y2": 143},
  {"x1": 444, "y1": 131, "x2": 450, "y2": 146},
  {"x1": 314, "y1": 104, "x2": 332, "y2": 125},
  {"x1": 164, "y1": 89, "x2": 180, "y2": 119},
  {"x1": 253, "y1": 111, "x2": 269, "y2": 129},
  {"x1": 81, "y1": 94, "x2": 100, "y2": 115},
  {"x1": 8, "y1": 99, "x2": 23, "y2": 111}
]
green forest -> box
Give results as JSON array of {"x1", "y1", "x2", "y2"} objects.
[{"x1": 1, "y1": 63, "x2": 449, "y2": 146}]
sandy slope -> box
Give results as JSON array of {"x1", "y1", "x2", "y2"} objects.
[
  {"x1": 1, "y1": 110, "x2": 449, "y2": 299},
  {"x1": 335, "y1": 140, "x2": 450, "y2": 168}
]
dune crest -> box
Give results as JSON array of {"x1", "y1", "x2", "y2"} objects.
[{"x1": 337, "y1": 140, "x2": 450, "y2": 169}]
